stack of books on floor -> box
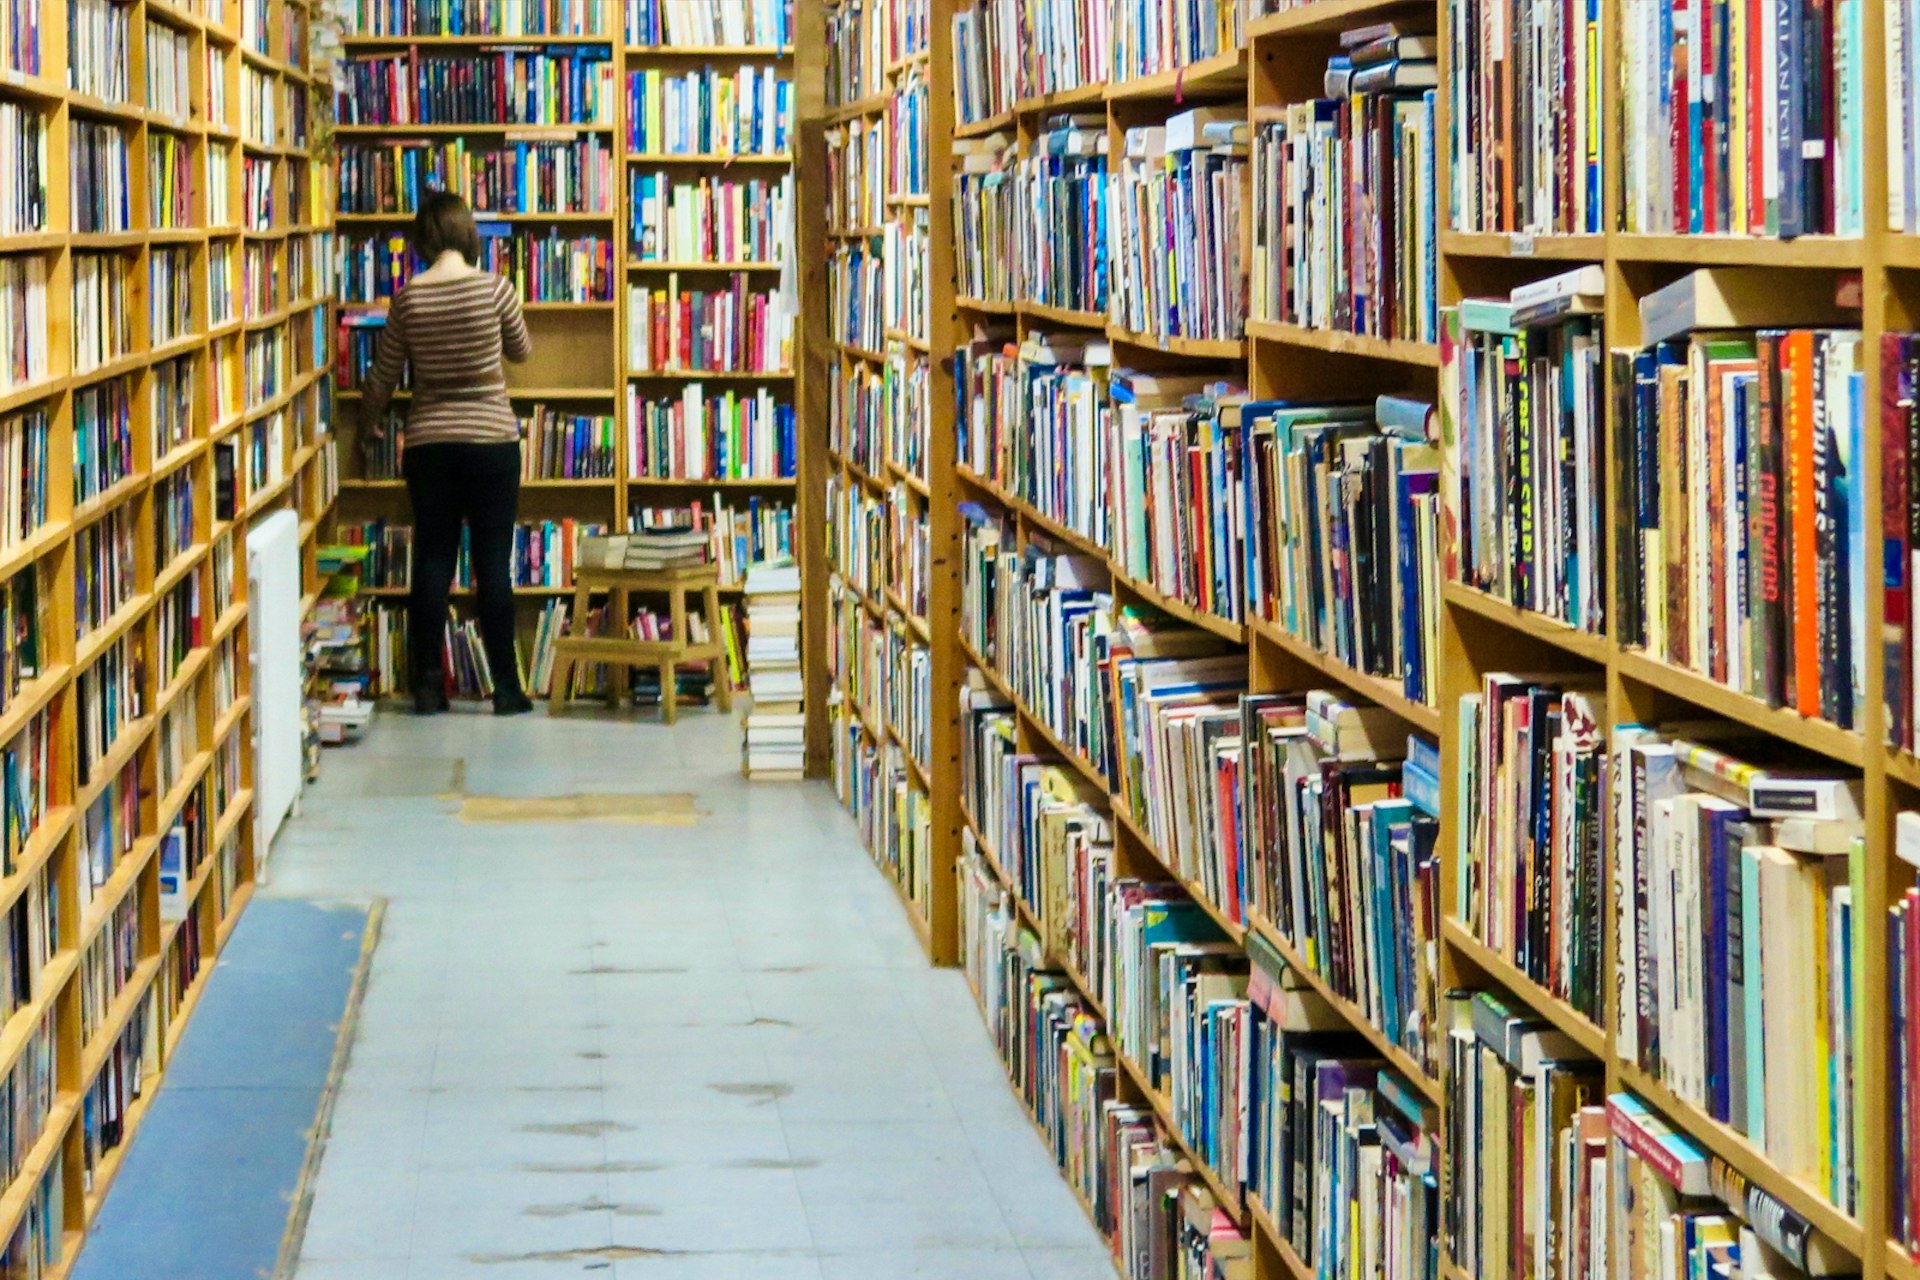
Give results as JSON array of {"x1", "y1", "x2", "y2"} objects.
[
  {"x1": 743, "y1": 560, "x2": 804, "y2": 780},
  {"x1": 306, "y1": 545, "x2": 377, "y2": 752}
]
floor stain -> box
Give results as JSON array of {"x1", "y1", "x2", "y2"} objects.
[
  {"x1": 708, "y1": 1082, "x2": 793, "y2": 1105},
  {"x1": 516, "y1": 1161, "x2": 666, "y2": 1174},
  {"x1": 515, "y1": 1085, "x2": 602, "y2": 1094},
  {"x1": 457, "y1": 792, "x2": 703, "y2": 826},
  {"x1": 726, "y1": 1157, "x2": 819, "y2": 1170},
  {"x1": 523, "y1": 1198, "x2": 620, "y2": 1218},
  {"x1": 435, "y1": 758, "x2": 468, "y2": 798},
  {"x1": 569, "y1": 965, "x2": 691, "y2": 976},
  {"x1": 518, "y1": 1121, "x2": 634, "y2": 1138},
  {"x1": 469, "y1": 1246, "x2": 687, "y2": 1263},
  {"x1": 753, "y1": 965, "x2": 815, "y2": 974},
  {"x1": 577, "y1": 1050, "x2": 607, "y2": 1061},
  {"x1": 744, "y1": 1017, "x2": 795, "y2": 1028}
]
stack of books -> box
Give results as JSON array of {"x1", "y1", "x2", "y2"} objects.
[
  {"x1": 577, "y1": 529, "x2": 711, "y2": 572},
  {"x1": 742, "y1": 561, "x2": 804, "y2": 780}
]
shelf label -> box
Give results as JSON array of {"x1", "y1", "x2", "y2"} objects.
[{"x1": 1510, "y1": 232, "x2": 1536, "y2": 257}]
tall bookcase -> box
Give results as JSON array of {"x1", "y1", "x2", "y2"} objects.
[
  {"x1": 329, "y1": 10, "x2": 813, "y2": 717},
  {"x1": 815, "y1": 0, "x2": 1920, "y2": 1277},
  {"x1": 815, "y1": 0, "x2": 961, "y2": 962},
  {"x1": 0, "y1": 0, "x2": 336, "y2": 1267}
]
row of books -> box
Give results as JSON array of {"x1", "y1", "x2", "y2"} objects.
[
  {"x1": 151, "y1": 248, "x2": 195, "y2": 348},
  {"x1": 70, "y1": 120, "x2": 129, "y2": 236},
  {"x1": 77, "y1": 896, "x2": 138, "y2": 1044},
  {"x1": 628, "y1": 384, "x2": 797, "y2": 480},
  {"x1": 73, "y1": 378, "x2": 132, "y2": 508},
  {"x1": 629, "y1": 171, "x2": 792, "y2": 264},
  {"x1": 344, "y1": 0, "x2": 612, "y2": 37},
  {"x1": 1456, "y1": 675, "x2": 1607, "y2": 1028},
  {"x1": 519, "y1": 406, "x2": 617, "y2": 480},
  {"x1": 0, "y1": 708, "x2": 50, "y2": 875},
  {"x1": 1112, "y1": 0, "x2": 1241, "y2": 82},
  {"x1": 343, "y1": 518, "x2": 608, "y2": 590},
  {"x1": 335, "y1": 48, "x2": 617, "y2": 126},
  {"x1": 0, "y1": 410, "x2": 47, "y2": 556},
  {"x1": 1111, "y1": 110, "x2": 1247, "y2": 346},
  {"x1": 1447, "y1": 0, "x2": 1598, "y2": 236},
  {"x1": 336, "y1": 137, "x2": 616, "y2": 215},
  {"x1": 146, "y1": 17, "x2": 192, "y2": 121},
  {"x1": 75, "y1": 507, "x2": 135, "y2": 637},
  {"x1": 72, "y1": 254, "x2": 132, "y2": 377},
  {"x1": 956, "y1": 848, "x2": 1255, "y2": 1280},
  {"x1": 0, "y1": 258, "x2": 44, "y2": 392},
  {"x1": 347, "y1": 499, "x2": 793, "y2": 593},
  {"x1": 1623, "y1": 0, "x2": 1864, "y2": 238},
  {"x1": 0, "y1": 0, "x2": 38, "y2": 77},
  {"x1": 824, "y1": 0, "x2": 887, "y2": 109},
  {"x1": 1614, "y1": 732, "x2": 1862, "y2": 1216},
  {"x1": 625, "y1": 65, "x2": 792, "y2": 158},
  {"x1": 952, "y1": 120, "x2": 1108, "y2": 314},
  {"x1": 0, "y1": 102, "x2": 45, "y2": 237},
  {"x1": 1249, "y1": 38, "x2": 1439, "y2": 346},
  {"x1": 950, "y1": 0, "x2": 1108, "y2": 125},
  {"x1": 625, "y1": 280, "x2": 792, "y2": 374},
  {"x1": 1442, "y1": 272, "x2": 1606, "y2": 633},
  {"x1": 825, "y1": 117, "x2": 884, "y2": 232},
  {"x1": 149, "y1": 133, "x2": 192, "y2": 231},
  {"x1": 157, "y1": 472, "x2": 193, "y2": 570},
  {"x1": 625, "y1": 0, "x2": 792, "y2": 49},
  {"x1": 338, "y1": 230, "x2": 616, "y2": 303},
  {"x1": 1621, "y1": 300, "x2": 1866, "y2": 730},
  {"x1": 69, "y1": 0, "x2": 129, "y2": 105},
  {"x1": 829, "y1": 244, "x2": 883, "y2": 355}
]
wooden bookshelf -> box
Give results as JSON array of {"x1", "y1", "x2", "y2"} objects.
[
  {"x1": 811, "y1": 1, "x2": 957, "y2": 962},
  {"x1": 0, "y1": 0, "x2": 335, "y2": 1267},
  {"x1": 824, "y1": 0, "x2": 1920, "y2": 1276},
  {"x1": 327, "y1": 18, "x2": 817, "y2": 728}
]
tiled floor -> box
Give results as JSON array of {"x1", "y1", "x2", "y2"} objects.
[{"x1": 273, "y1": 709, "x2": 1111, "y2": 1280}]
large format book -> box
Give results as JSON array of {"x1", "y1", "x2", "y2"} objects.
[{"x1": 1611, "y1": 730, "x2": 1860, "y2": 1214}]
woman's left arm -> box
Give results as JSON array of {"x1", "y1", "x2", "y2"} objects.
[{"x1": 359, "y1": 296, "x2": 410, "y2": 435}]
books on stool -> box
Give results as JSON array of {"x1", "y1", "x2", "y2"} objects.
[
  {"x1": 578, "y1": 529, "x2": 712, "y2": 571},
  {"x1": 741, "y1": 560, "x2": 804, "y2": 780}
]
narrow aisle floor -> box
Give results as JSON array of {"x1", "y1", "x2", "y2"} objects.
[{"x1": 270, "y1": 711, "x2": 1111, "y2": 1280}]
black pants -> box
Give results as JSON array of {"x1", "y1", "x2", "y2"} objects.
[{"x1": 403, "y1": 441, "x2": 524, "y2": 700}]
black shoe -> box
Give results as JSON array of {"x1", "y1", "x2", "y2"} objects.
[
  {"x1": 493, "y1": 691, "x2": 535, "y2": 716},
  {"x1": 413, "y1": 684, "x2": 450, "y2": 715}
]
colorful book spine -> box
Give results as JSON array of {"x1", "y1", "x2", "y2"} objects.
[
  {"x1": 625, "y1": 278, "x2": 792, "y2": 372},
  {"x1": 624, "y1": 0, "x2": 792, "y2": 47},
  {"x1": 628, "y1": 171, "x2": 792, "y2": 264},
  {"x1": 348, "y1": 0, "x2": 614, "y2": 37},
  {"x1": 628, "y1": 385, "x2": 795, "y2": 480},
  {"x1": 1443, "y1": 294, "x2": 1606, "y2": 631},
  {"x1": 1621, "y1": 328, "x2": 1866, "y2": 727},
  {"x1": 335, "y1": 47, "x2": 618, "y2": 126},
  {"x1": 1626, "y1": 0, "x2": 1864, "y2": 237},
  {"x1": 624, "y1": 64, "x2": 791, "y2": 156},
  {"x1": 1111, "y1": 111, "x2": 1249, "y2": 345},
  {"x1": 1250, "y1": 50, "x2": 1439, "y2": 345}
]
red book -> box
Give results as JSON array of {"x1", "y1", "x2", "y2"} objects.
[
  {"x1": 1784, "y1": 329, "x2": 1820, "y2": 718},
  {"x1": 1672, "y1": 0, "x2": 1690, "y2": 233},
  {"x1": 1883, "y1": 334, "x2": 1912, "y2": 747},
  {"x1": 1698, "y1": 0, "x2": 1717, "y2": 233},
  {"x1": 1746, "y1": 0, "x2": 1765, "y2": 233}
]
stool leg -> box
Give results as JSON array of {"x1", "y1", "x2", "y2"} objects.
[
  {"x1": 610, "y1": 585, "x2": 631, "y2": 708},
  {"x1": 705, "y1": 583, "x2": 733, "y2": 713},
  {"x1": 667, "y1": 584, "x2": 689, "y2": 723},
  {"x1": 660, "y1": 661, "x2": 678, "y2": 725},
  {"x1": 546, "y1": 654, "x2": 569, "y2": 715}
]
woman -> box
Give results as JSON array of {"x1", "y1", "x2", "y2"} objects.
[{"x1": 358, "y1": 191, "x2": 535, "y2": 715}]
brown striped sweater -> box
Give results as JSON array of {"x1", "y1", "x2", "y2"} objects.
[{"x1": 359, "y1": 272, "x2": 533, "y2": 446}]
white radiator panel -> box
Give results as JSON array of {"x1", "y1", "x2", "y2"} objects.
[{"x1": 248, "y1": 511, "x2": 303, "y2": 862}]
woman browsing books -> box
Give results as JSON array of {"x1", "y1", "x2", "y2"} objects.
[{"x1": 357, "y1": 191, "x2": 536, "y2": 716}]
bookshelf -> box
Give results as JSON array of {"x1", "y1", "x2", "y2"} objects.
[
  {"x1": 328, "y1": 3, "x2": 815, "y2": 717},
  {"x1": 817, "y1": 0, "x2": 1920, "y2": 1276},
  {"x1": 0, "y1": 0, "x2": 335, "y2": 1268}
]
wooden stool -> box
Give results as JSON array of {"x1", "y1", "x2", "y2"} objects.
[{"x1": 546, "y1": 564, "x2": 734, "y2": 724}]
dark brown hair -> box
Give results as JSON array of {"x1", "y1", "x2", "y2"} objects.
[{"x1": 411, "y1": 190, "x2": 481, "y2": 265}]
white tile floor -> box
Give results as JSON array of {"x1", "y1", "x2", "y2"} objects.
[{"x1": 272, "y1": 709, "x2": 1112, "y2": 1280}]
